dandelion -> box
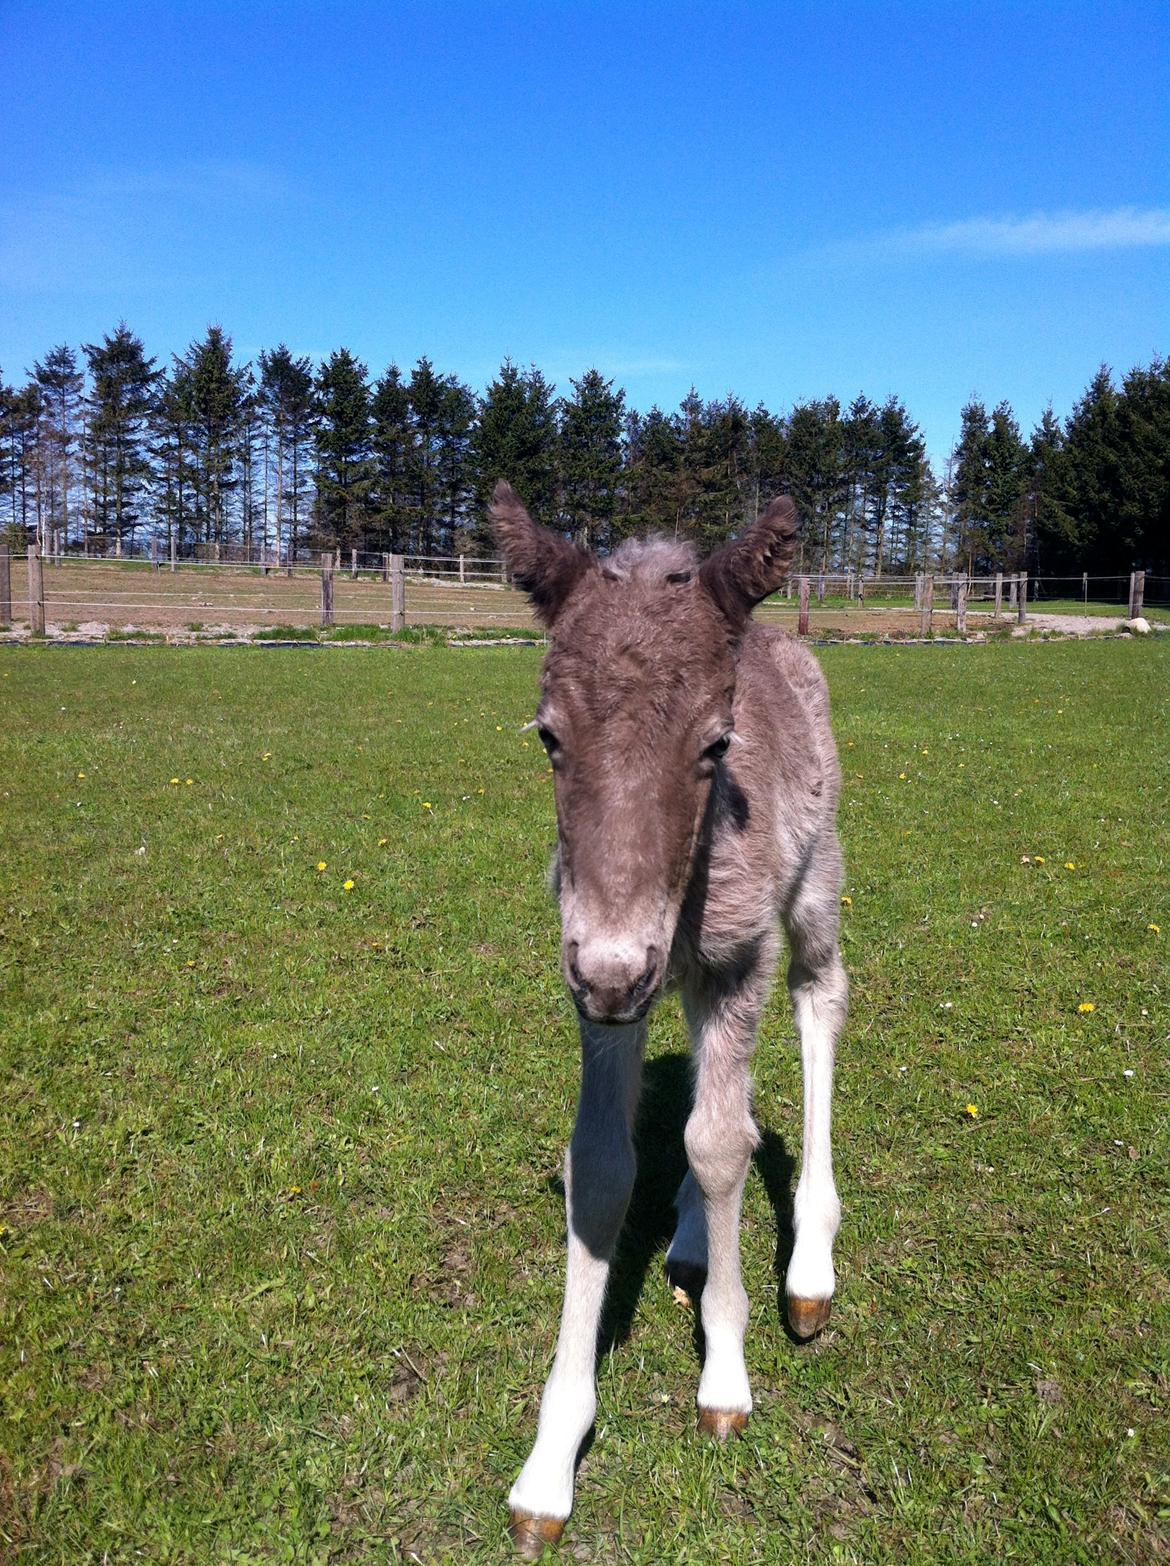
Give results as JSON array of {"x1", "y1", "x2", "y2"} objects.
[
  {"x1": 77, "y1": 772, "x2": 86, "y2": 779},
  {"x1": 261, "y1": 752, "x2": 272, "y2": 761},
  {"x1": 1064, "y1": 861, "x2": 1076, "y2": 871},
  {"x1": 841, "y1": 894, "x2": 853, "y2": 907},
  {"x1": 185, "y1": 959, "x2": 195, "y2": 968},
  {"x1": 170, "y1": 777, "x2": 180, "y2": 785},
  {"x1": 964, "y1": 1103, "x2": 978, "y2": 1119},
  {"x1": 899, "y1": 772, "x2": 907, "y2": 781},
  {"x1": 378, "y1": 837, "x2": 389, "y2": 846},
  {"x1": 1034, "y1": 855, "x2": 1045, "y2": 864},
  {"x1": 1147, "y1": 923, "x2": 1161, "y2": 935},
  {"x1": 316, "y1": 861, "x2": 327, "y2": 872},
  {"x1": 422, "y1": 801, "x2": 433, "y2": 811},
  {"x1": 343, "y1": 879, "x2": 355, "y2": 892},
  {"x1": 1078, "y1": 1002, "x2": 1095, "y2": 1014},
  {"x1": 185, "y1": 778, "x2": 194, "y2": 786}
]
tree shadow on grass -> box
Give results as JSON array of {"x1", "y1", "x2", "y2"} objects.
[{"x1": 594, "y1": 1050, "x2": 799, "y2": 1361}]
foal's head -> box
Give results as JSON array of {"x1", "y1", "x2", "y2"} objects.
[{"x1": 492, "y1": 482, "x2": 797, "y2": 1025}]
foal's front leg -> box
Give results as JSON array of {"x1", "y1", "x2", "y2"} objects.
[
  {"x1": 508, "y1": 1020, "x2": 645, "y2": 1556},
  {"x1": 680, "y1": 971, "x2": 769, "y2": 1438}
]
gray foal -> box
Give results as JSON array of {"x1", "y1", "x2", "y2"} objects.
[{"x1": 491, "y1": 483, "x2": 848, "y2": 1555}]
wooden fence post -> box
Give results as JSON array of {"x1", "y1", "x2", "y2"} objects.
[
  {"x1": 857, "y1": 576, "x2": 865, "y2": 608},
  {"x1": 0, "y1": 544, "x2": 10, "y2": 628},
  {"x1": 28, "y1": 544, "x2": 45, "y2": 635},
  {"x1": 459, "y1": 554, "x2": 466, "y2": 586},
  {"x1": 170, "y1": 532, "x2": 177, "y2": 572},
  {"x1": 390, "y1": 554, "x2": 406, "y2": 632},
  {"x1": 1130, "y1": 570, "x2": 1145, "y2": 619},
  {"x1": 351, "y1": 548, "x2": 358, "y2": 580},
  {"x1": 320, "y1": 553, "x2": 334, "y2": 627},
  {"x1": 1017, "y1": 573, "x2": 1027, "y2": 624},
  {"x1": 798, "y1": 576, "x2": 811, "y2": 636},
  {"x1": 381, "y1": 552, "x2": 390, "y2": 584},
  {"x1": 1082, "y1": 571, "x2": 1088, "y2": 605},
  {"x1": 150, "y1": 537, "x2": 159, "y2": 573},
  {"x1": 919, "y1": 574, "x2": 934, "y2": 636},
  {"x1": 956, "y1": 577, "x2": 968, "y2": 635},
  {"x1": 994, "y1": 571, "x2": 1003, "y2": 618},
  {"x1": 816, "y1": 572, "x2": 826, "y2": 605}
]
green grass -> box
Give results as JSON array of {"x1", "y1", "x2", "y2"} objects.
[{"x1": 1, "y1": 640, "x2": 1168, "y2": 1564}]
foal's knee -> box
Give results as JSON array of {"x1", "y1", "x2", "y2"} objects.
[
  {"x1": 565, "y1": 1135, "x2": 635, "y2": 1255},
  {"x1": 685, "y1": 1112, "x2": 758, "y2": 1201}
]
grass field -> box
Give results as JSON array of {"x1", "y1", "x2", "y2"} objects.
[{"x1": 2, "y1": 639, "x2": 1168, "y2": 1564}]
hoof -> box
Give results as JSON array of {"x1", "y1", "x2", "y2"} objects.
[
  {"x1": 787, "y1": 1294, "x2": 832, "y2": 1339},
  {"x1": 697, "y1": 1407, "x2": 749, "y2": 1441},
  {"x1": 509, "y1": 1510, "x2": 565, "y2": 1559},
  {"x1": 665, "y1": 1257, "x2": 706, "y2": 1308}
]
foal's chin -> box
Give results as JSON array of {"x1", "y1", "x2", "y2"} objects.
[{"x1": 570, "y1": 988, "x2": 662, "y2": 1029}]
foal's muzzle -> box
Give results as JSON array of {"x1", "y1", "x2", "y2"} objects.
[{"x1": 565, "y1": 939, "x2": 664, "y2": 1025}]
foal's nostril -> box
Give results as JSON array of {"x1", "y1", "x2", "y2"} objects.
[
  {"x1": 632, "y1": 947, "x2": 662, "y2": 999},
  {"x1": 566, "y1": 941, "x2": 587, "y2": 994}
]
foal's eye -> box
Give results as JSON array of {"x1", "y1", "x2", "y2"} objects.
[
  {"x1": 537, "y1": 725, "x2": 561, "y2": 756},
  {"x1": 704, "y1": 734, "x2": 732, "y2": 763}
]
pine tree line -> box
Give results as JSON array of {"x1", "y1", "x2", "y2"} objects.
[{"x1": 1, "y1": 324, "x2": 1166, "y2": 575}]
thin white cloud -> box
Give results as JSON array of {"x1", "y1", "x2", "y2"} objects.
[
  {"x1": 895, "y1": 206, "x2": 1170, "y2": 255},
  {"x1": 864, "y1": 206, "x2": 1170, "y2": 259}
]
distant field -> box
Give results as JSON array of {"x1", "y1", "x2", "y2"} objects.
[{"x1": 2, "y1": 639, "x2": 1168, "y2": 1563}]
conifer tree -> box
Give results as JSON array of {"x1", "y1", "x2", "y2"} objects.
[
  {"x1": 258, "y1": 346, "x2": 315, "y2": 559},
  {"x1": 559, "y1": 369, "x2": 625, "y2": 550},
  {"x1": 471, "y1": 362, "x2": 559, "y2": 551},
  {"x1": 371, "y1": 364, "x2": 412, "y2": 552},
  {"x1": 32, "y1": 346, "x2": 84, "y2": 550},
  {"x1": 314, "y1": 349, "x2": 375, "y2": 549},
  {"x1": 83, "y1": 325, "x2": 159, "y2": 554},
  {"x1": 183, "y1": 327, "x2": 248, "y2": 546}
]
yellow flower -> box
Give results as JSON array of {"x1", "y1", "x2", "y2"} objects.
[
  {"x1": 964, "y1": 1103, "x2": 978, "y2": 1119},
  {"x1": 342, "y1": 879, "x2": 355, "y2": 892},
  {"x1": 841, "y1": 894, "x2": 853, "y2": 907},
  {"x1": 377, "y1": 837, "x2": 389, "y2": 846},
  {"x1": 77, "y1": 772, "x2": 86, "y2": 779},
  {"x1": 185, "y1": 959, "x2": 196, "y2": 968},
  {"x1": 422, "y1": 801, "x2": 433, "y2": 811},
  {"x1": 1146, "y1": 923, "x2": 1160, "y2": 935},
  {"x1": 1034, "y1": 855, "x2": 1045, "y2": 864},
  {"x1": 1064, "y1": 861, "x2": 1076, "y2": 871},
  {"x1": 316, "y1": 861, "x2": 327, "y2": 872},
  {"x1": 261, "y1": 751, "x2": 271, "y2": 761},
  {"x1": 185, "y1": 778, "x2": 194, "y2": 786},
  {"x1": 170, "y1": 777, "x2": 180, "y2": 785},
  {"x1": 1078, "y1": 1002, "x2": 1095, "y2": 1014},
  {"x1": 899, "y1": 772, "x2": 907, "y2": 781}
]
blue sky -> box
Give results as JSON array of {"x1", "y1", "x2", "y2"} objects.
[{"x1": 2, "y1": 0, "x2": 1167, "y2": 463}]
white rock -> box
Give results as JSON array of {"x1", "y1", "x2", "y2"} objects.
[{"x1": 1126, "y1": 617, "x2": 1151, "y2": 635}]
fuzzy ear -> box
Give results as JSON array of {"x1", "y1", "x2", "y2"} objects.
[
  {"x1": 490, "y1": 480, "x2": 592, "y2": 626},
  {"x1": 699, "y1": 495, "x2": 799, "y2": 631}
]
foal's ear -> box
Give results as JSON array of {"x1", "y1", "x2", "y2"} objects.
[
  {"x1": 699, "y1": 495, "x2": 799, "y2": 632},
  {"x1": 490, "y1": 480, "x2": 592, "y2": 626}
]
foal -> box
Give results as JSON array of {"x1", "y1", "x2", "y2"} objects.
[{"x1": 492, "y1": 483, "x2": 847, "y2": 1556}]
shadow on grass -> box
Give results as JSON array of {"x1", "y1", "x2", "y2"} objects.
[{"x1": 592, "y1": 1051, "x2": 798, "y2": 1361}]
